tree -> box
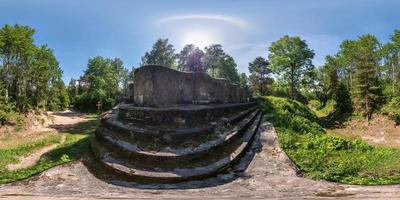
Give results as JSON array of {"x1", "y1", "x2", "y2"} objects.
[
  {"x1": 319, "y1": 55, "x2": 340, "y2": 101},
  {"x1": 268, "y1": 35, "x2": 315, "y2": 99},
  {"x1": 141, "y1": 38, "x2": 176, "y2": 67},
  {"x1": 248, "y1": 56, "x2": 272, "y2": 95},
  {"x1": 215, "y1": 55, "x2": 240, "y2": 84},
  {"x1": 30, "y1": 45, "x2": 61, "y2": 110},
  {"x1": 338, "y1": 40, "x2": 358, "y2": 91},
  {"x1": 204, "y1": 44, "x2": 225, "y2": 77},
  {"x1": 177, "y1": 44, "x2": 205, "y2": 72},
  {"x1": 381, "y1": 30, "x2": 400, "y2": 97},
  {"x1": 0, "y1": 24, "x2": 35, "y2": 111},
  {"x1": 352, "y1": 34, "x2": 382, "y2": 121},
  {"x1": 68, "y1": 78, "x2": 78, "y2": 104},
  {"x1": 111, "y1": 58, "x2": 129, "y2": 99},
  {"x1": 239, "y1": 73, "x2": 248, "y2": 89},
  {"x1": 0, "y1": 24, "x2": 67, "y2": 112},
  {"x1": 75, "y1": 56, "x2": 129, "y2": 111}
]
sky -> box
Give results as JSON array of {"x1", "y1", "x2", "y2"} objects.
[{"x1": 1, "y1": 0, "x2": 399, "y2": 82}]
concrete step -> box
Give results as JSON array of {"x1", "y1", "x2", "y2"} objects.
[
  {"x1": 117, "y1": 102, "x2": 257, "y2": 127},
  {"x1": 95, "y1": 109, "x2": 260, "y2": 169},
  {"x1": 91, "y1": 112, "x2": 263, "y2": 182},
  {"x1": 99, "y1": 106, "x2": 258, "y2": 149}
]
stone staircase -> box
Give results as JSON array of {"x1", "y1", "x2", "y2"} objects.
[{"x1": 91, "y1": 102, "x2": 262, "y2": 183}]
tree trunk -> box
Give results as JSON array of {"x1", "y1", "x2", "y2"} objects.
[
  {"x1": 290, "y1": 67, "x2": 295, "y2": 99},
  {"x1": 365, "y1": 90, "x2": 369, "y2": 122},
  {"x1": 392, "y1": 56, "x2": 396, "y2": 96}
]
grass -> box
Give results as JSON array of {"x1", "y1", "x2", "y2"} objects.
[
  {"x1": 261, "y1": 96, "x2": 400, "y2": 185},
  {"x1": 0, "y1": 115, "x2": 99, "y2": 184}
]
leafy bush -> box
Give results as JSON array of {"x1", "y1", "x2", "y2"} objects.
[
  {"x1": 308, "y1": 99, "x2": 321, "y2": 110},
  {"x1": 262, "y1": 96, "x2": 400, "y2": 185},
  {"x1": 382, "y1": 97, "x2": 400, "y2": 124}
]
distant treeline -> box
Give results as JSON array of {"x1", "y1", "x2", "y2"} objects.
[{"x1": 1, "y1": 23, "x2": 399, "y2": 125}]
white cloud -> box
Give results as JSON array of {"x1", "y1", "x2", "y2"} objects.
[{"x1": 157, "y1": 14, "x2": 249, "y2": 29}]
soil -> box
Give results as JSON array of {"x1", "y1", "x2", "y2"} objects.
[
  {"x1": 328, "y1": 114, "x2": 400, "y2": 147},
  {"x1": 1, "y1": 121, "x2": 400, "y2": 199},
  {"x1": 6, "y1": 135, "x2": 66, "y2": 171},
  {"x1": 2, "y1": 110, "x2": 87, "y2": 171}
]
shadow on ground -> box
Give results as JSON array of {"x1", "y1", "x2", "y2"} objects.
[
  {"x1": 49, "y1": 117, "x2": 99, "y2": 134},
  {"x1": 319, "y1": 111, "x2": 352, "y2": 129}
]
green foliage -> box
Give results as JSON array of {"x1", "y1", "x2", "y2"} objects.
[
  {"x1": 268, "y1": 35, "x2": 315, "y2": 99},
  {"x1": 248, "y1": 56, "x2": 273, "y2": 95},
  {"x1": 0, "y1": 117, "x2": 99, "y2": 184},
  {"x1": 308, "y1": 99, "x2": 321, "y2": 110},
  {"x1": 141, "y1": 38, "x2": 177, "y2": 67},
  {"x1": 238, "y1": 73, "x2": 248, "y2": 89},
  {"x1": 262, "y1": 96, "x2": 400, "y2": 185},
  {"x1": 73, "y1": 56, "x2": 128, "y2": 112},
  {"x1": 0, "y1": 24, "x2": 67, "y2": 113},
  {"x1": 382, "y1": 97, "x2": 400, "y2": 124},
  {"x1": 203, "y1": 44, "x2": 225, "y2": 77},
  {"x1": 177, "y1": 44, "x2": 205, "y2": 72},
  {"x1": 215, "y1": 55, "x2": 240, "y2": 84}
]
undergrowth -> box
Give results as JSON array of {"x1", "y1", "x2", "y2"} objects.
[
  {"x1": 0, "y1": 116, "x2": 99, "y2": 184},
  {"x1": 262, "y1": 96, "x2": 400, "y2": 185}
]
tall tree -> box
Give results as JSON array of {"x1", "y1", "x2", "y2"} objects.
[
  {"x1": 0, "y1": 24, "x2": 35, "y2": 111},
  {"x1": 30, "y1": 45, "x2": 61, "y2": 109},
  {"x1": 248, "y1": 56, "x2": 272, "y2": 95},
  {"x1": 381, "y1": 29, "x2": 400, "y2": 97},
  {"x1": 268, "y1": 35, "x2": 315, "y2": 99},
  {"x1": 216, "y1": 55, "x2": 240, "y2": 84},
  {"x1": 320, "y1": 55, "x2": 340, "y2": 100},
  {"x1": 338, "y1": 40, "x2": 358, "y2": 91},
  {"x1": 353, "y1": 34, "x2": 382, "y2": 121},
  {"x1": 203, "y1": 44, "x2": 225, "y2": 77},
  {"x1": 177, "y1": 44, "x2": 205, "y2": 72},
  {"x1": 111, "y1": 58, "x2": 129, "y2": 98},
  {"x1": 141, "y1": 38, "x2": 176, "y2": 67},
  {"x1": 0, "y1": 24, "x2": 67, "y2": 112},
  {"x1": 239, "y1": 73, "x2": 248, "y2": 88},
  {"x1": 68, "y1": 78, "x2": 78, "y2": 104}
]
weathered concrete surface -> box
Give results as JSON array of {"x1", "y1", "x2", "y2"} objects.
[
  {"x1": 1, "y1": 121, "x2": 400, "y2": 199},
  {"x1": 132, "y1": 65, "x2": 250, "y2": 107}
]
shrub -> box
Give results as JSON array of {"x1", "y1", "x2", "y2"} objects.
[
  {"x1": 308, "y1": 99, "x2": 321, "y2": 110},
  {"x1": 261, "y1": 96, "x2": 400, "y2": 185},
  {"x1": 382, "y1": 97, "x2": 400, "y2": 124}
]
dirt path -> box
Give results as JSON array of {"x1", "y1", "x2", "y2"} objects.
[
  {"x1": 31, "y1": 109, "x2": 88, "y2": 133},
  {"x1": 1, "y1": 120, "x2": 400, "y2": 199},
  {"x1": 2, "y1": 110, "x2": 87, "y2": 171},
  {"x1": 6, "y1": 135, "x2": 66, "y2": 171}
]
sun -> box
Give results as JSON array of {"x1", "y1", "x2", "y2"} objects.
[{"x1": 182, "y1": 30, "x2": 216, "y2": 48}]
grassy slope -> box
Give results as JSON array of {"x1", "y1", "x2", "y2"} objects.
[
  {"x1": 261, "y1": 96, "x2": 400, "y2": 185},
  {"x1": 0, "y1": 116, "x2": 99, "y2": 184}
]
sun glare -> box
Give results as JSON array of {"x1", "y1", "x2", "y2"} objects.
[{"x1": 182, "y1": 31, "x2": 216, "y2": 48}]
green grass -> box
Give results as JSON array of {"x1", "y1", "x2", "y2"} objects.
[
  {"x1": 262, "y1": 96, "x2": 400, "y2": 185},
  {"x1": 0, "y1": 116, "x2": 99, "y2": 184}
]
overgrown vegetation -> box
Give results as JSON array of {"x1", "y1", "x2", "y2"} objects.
[
  {"x1": 262, "y1": 96, "x2": 400, "y2": 185},
  {"x1": 0, "y1": 116, "x2": 98, "y2": 184}
]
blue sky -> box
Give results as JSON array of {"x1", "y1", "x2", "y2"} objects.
[{"x1": 1, "y1": 0, "x2": 399, "y2": 82}]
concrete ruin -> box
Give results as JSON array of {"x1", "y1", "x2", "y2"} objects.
[{"x1": 92, "y1": 65, "x2": 262, "y2": 182}]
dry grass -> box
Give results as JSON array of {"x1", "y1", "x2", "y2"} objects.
[
  {"x1": 327, "y1": 114, "x2": 400, "y2": 148},
  {"x1": 0, "y1": 131, "x2": 61, "y2": 149}
]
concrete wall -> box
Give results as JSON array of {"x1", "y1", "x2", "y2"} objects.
[{"x1": 132, "y1": 65, "x2": 250, "y2": 107}]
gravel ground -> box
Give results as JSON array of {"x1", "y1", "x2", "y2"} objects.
[{"x1": 1, "y1": 121, "x2": 400, "y2": 199}]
